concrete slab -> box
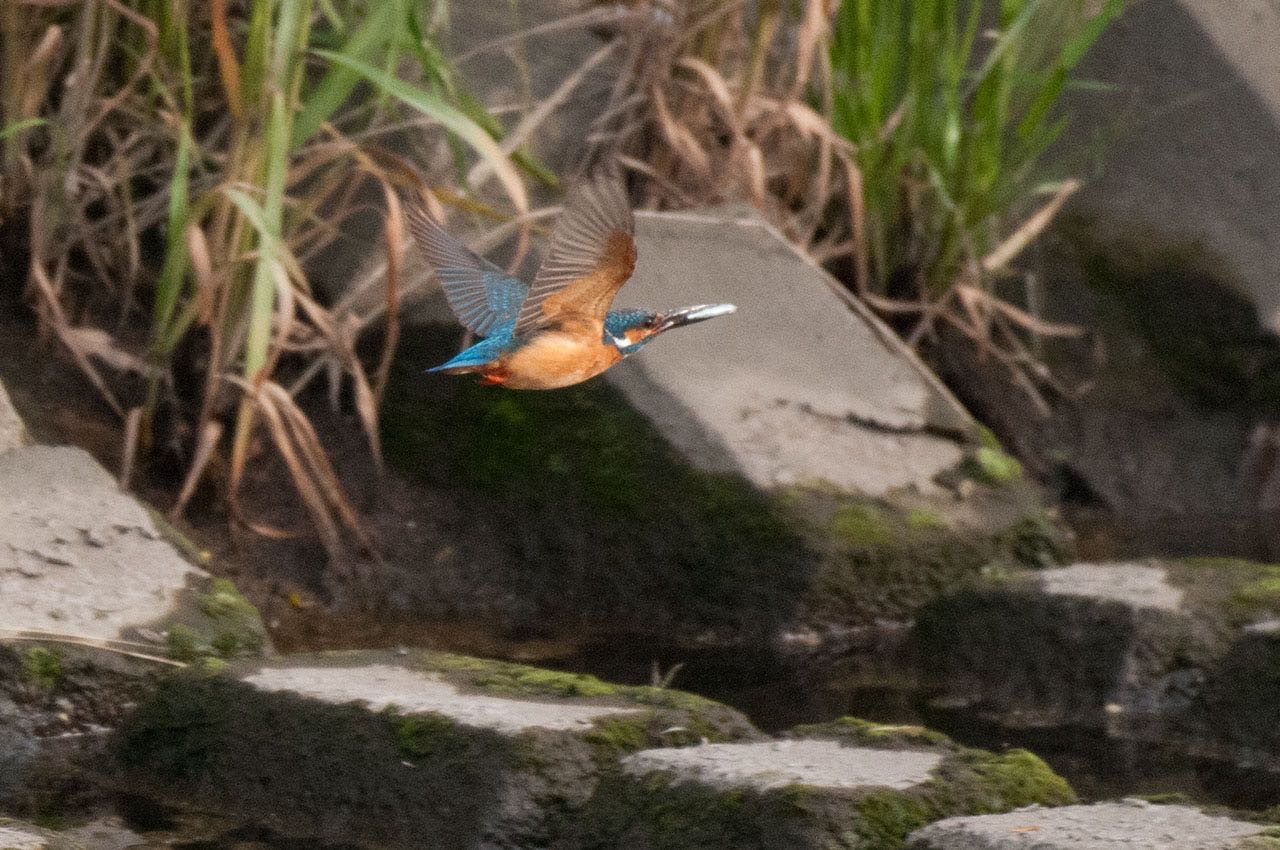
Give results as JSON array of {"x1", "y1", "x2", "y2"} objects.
[
  {"x1": 116, "y1": 650, "x2": 759, "y2": 850},
  {"x1": 916, "y1": 557, "x2": 1280, "y2": 773},
  {"x1": 622, "y1": 739, "x2": 942, "y2": 791},
  {"x1": 606, "y1": 208, "x2": 975, "y2": 496},
  {"x1": 0, "y1": 445, "x2": 200, "y2": 640},
  {"x1": 908, "y1": 799, "x2": 1263, "y2": 850},
  {"x1": 0, "y1": 379, "x2": 27, "y2": 454},
  {"x1": 1062, "y1": 0, "x2": 1280, "y2": 333},
  {"x1": 1037, "y1": 563, "x2": 1185, "y2": 611},
  {"x1": 0, "y1": 817, "x2": 145, "y2": 850},
  {"x1": 243, "y1": 663, "x2": 638, "y2": 734},
  {"x1": 0, "y1": 823, "x2": 48, "y2": 850}
]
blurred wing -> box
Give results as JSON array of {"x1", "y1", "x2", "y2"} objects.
[
  {"x1": 513, "y1": 172, "x2": 636, "y2": 337},
  {"x1": 406, "y1": 200, "x2": 528, "y2": 337}
]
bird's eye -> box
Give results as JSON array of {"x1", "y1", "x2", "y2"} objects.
[{"x1": 644, "y1": 317, "x2": 660, "y2": 330}]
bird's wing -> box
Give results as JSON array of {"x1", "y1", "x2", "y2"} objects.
[
  {"x1": 406, "y1": 200, "x2": 529, "y2": 337},
  {"x1": 513, "y1": 172, "x2": 636, "y2": 338}
]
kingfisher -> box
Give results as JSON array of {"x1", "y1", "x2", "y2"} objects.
[{"x1": 405, "y1": 173, "x2": 736, "y2": 390}]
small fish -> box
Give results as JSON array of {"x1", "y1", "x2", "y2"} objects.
[{"x1": 407, "y1": 172, "x2": 736, "y2": 390}]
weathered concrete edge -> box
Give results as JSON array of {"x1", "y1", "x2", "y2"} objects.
[{"x1": 0, "y1": 378, "x2": 30, "y2": 454}]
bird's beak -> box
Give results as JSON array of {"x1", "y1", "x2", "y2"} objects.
[{"x1": 655, "y1": 303, "x2": 737, "y2": 333}]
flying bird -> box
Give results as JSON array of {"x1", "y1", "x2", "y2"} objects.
[{"x1": 406, "y1": 173, "x2": 736, "y2": 390}]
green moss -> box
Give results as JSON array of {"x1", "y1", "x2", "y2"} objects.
[
  {"x1": 420, "y1": 651, "x2": 727, "y2": 716},
  {"x1": 966, "y1": 445, "x2": 1023, "y2": 485},
  {"x1": 567, "y1": 771, "x2": 812, "y2": 850},
  {"x1": 165, "y1": 624, "x2": 199, "y2": 662},
  {"x1": 391, "y1": 712, "x2": 469, "y2": 761},
  {"x1": 1239, "y1": 837, "x2": 1280, "y2": 850},
  {"x1": 117, "y1": 675, "x2": 514, "y2": 848},
  {"x1": 907, "y1": 510, "x2": 949, "y2": 531},
  {"x1": 381, "y1": 327, "x2": 813, "y2": 641},
  {"x1": 421, "y1": 652, "x2": 618, "y2": 699},
  {"x1": 791, "y1": 717, "x2": 952, "y2": 749},
  {"x1": 199, "y1": 578, "x2": 259, "y2": 622},
  {"x1": 998, "y1": 515, "x2": 1070, "y2": 569},
  {"x1": 831, "y1": 503, "x2": 894, "y2": 547},
  {"x1": 22, "y1": 646, "x2": 62, "y2": 690},
  {"x1": 585, "y1": 715, "x2": 652, "y2": 759},
  {"x1": 200, "y1": 657, "x2": 228, "y2": 674},
  {"x1": 854, "y1": 791, "x2": 934, "y2": 848},
  {"x1": 809, "y1": 494, "x2": 996, "y2": 625},
  {"x1": 194, "y1": 577, "x2": 264, "y2": 656},
  {"x1": 1236, "y1": 566, "x2": 1280, "y2": 608},
  {"x1": 1138, "y1": 792, "x2": 1194, "y2": 805},
  {"x1": 1165, "y1": 558, "x2": 1280, "y2": 624},
  {"x1": 210, "y1": 630, "x2": 245, "y2": 659},
  {"x1": 967, "y1": 748, "x2": 1075, "y2": 809}
]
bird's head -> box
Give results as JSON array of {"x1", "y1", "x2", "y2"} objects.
[{"x1": 605, "y1": 304, "x2": 737, "y2": 356}]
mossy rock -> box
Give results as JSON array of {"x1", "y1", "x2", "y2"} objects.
[
  {"x1": 419, "y1": 650, "x2": 748, "y2": 721},
  {"x1": 112, "y1": 650, "x2": 760, "y2": 848},
  {"x1": 787, "y1": 717, "x2": 952, "y2": 750},
  {"x1": 0, "y1": 641, "x2": 169, "y2": 820},
  {"x1": 914, "y1": 558, "x2": 1280, "y2": 770},
  {"x1": 118, "y1": 573, "x2": 271, "y2": 666},
  {"x1": 796, "y1": 485, "x2": 1066, "y2": 629},
  {"x1": 559, "y1": 717, "x2": 1074, "y2": 850},
  {"x1": 1165, "y1": 558, "x2": 1280, "y2": 627},
  {"x1": 379, "y1": 326, "x2": 1067, "y2": 649},
  {"x1": 381, "y1": 327, "x2": 814, "y2": 646}
]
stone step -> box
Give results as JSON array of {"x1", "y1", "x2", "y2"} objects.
[
  {"x1": 0, "y1": 445, "x2": 243, "y2": 645},
  {"x1": 607, "y1": 207, "x2": 976, "y2": 498},
  {"x1": 0, "y1": 440, "x2": 269, "y2": 820},
  {"x1": 914, "y1": 558, "x2": 1280, "y2": 771},
  {"x1": 114, "y1": 659, "x2": 1080, "y2": 850},
  {"x1": 563, "y1": 718, "x2": 1077, "y2": 849},
  {"x1": 0, "y1": 816, "x2": 146, "y2": 850},
  {"x1": 908, "y1": 799, "x2": 1271, "y2": 850},
  {"x1": 622, "y1": 739, "x2": 943, "y2": 791},
  {"x1": 114, "y1": 650, "x2": 758, "y2": 849}
]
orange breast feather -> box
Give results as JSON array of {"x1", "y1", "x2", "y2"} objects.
[{"x1": 497, "y1": 329, "x2": 622, "y2": 390}]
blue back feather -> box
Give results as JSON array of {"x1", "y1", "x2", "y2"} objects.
[{"x1": 427, "y1": 323, "x2": 519, "y2": 373}]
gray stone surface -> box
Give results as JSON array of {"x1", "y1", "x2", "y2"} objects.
[
  {"x1": 55, "y1": 817, "x2": 147, "y2": 850},
  {"x1": 115, "y1": 650, "x2": 760, "y2": 850},
  {"x1": 908, "y1": 799, "x2": 1263, "y2": 850},
  {"x1": 243, "y1": 662, "x2": 638, "y2": 733},
  {"x1": 622, "y1": 739, "x2": 942, "y2": 791},
  {"x1": 0, "y1": 446, "x2": 201, "y2": 640},
  {"x1": 916, "y1": 556, "x2": 1280, "y2": 773},
  {"x1": 606, "y1": 208, "x2": 975, "y2": 496},
  {"x1": 1038, "y1": 563, "x2": 1185, "y2": 611},
  {"x1": 0, "y1": 380, "x2": 27, "y2": 454},
  {"x1": 0, "y1": 822, "x2": 49, "y2": 850},
  {"x1": 0, "y1": 817, "x2": 145, "y2": 850},
  {"x1": 1063, "y1": 0, "x2": 1280, "y2": 333}
]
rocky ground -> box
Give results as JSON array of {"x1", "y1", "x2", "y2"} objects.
[
  {"x1": 913, "y1": 559, "x2": 1280, "y2": 777},
  {"x1": 2, "y1": 358, "x2": 1279, "y2": 847}
]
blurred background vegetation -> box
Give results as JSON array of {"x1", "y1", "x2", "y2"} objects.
[{"x1": 0, "y1": 0, "x2": 1117, "y2": 552}]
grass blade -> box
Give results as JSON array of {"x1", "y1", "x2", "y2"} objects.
[{"x1": 313, "y1": 49, "x2": 528, "y2": 212}]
